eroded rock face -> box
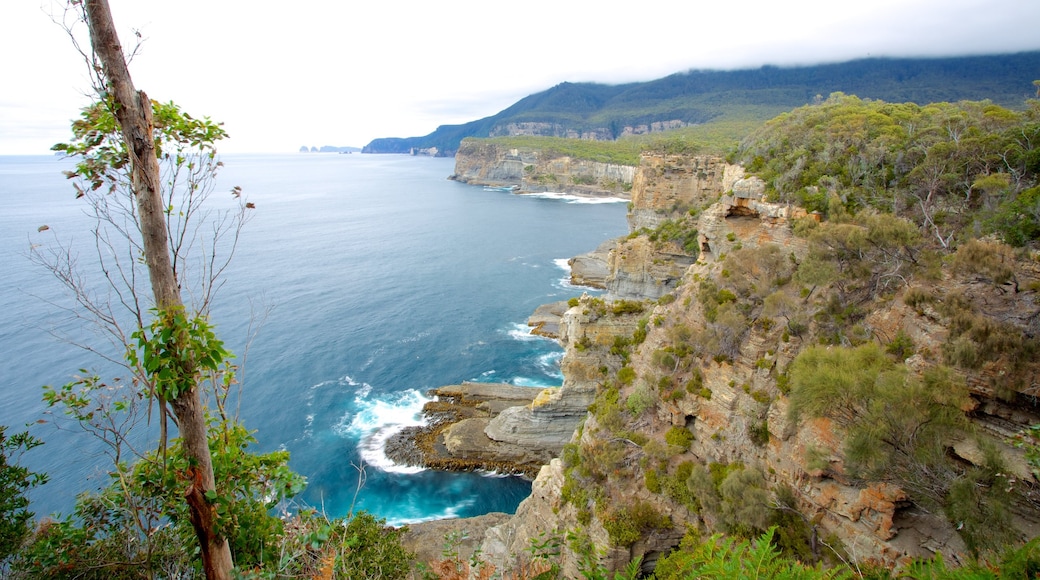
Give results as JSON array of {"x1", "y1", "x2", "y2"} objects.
[
  {"x1": 424, "y1": 151, "x2": 1040, "y2": 576},
  {"x1": 604, "y1": 236, "x2": 694, "y2": 300},
  {"x1": 696, "y1": 184, "x2": 808, "y2": 261},
  {"x1": 449, "y1": 142, "x2": 635, "y2": 196},
  {"x1": 402, "y1": 512, "x2": 513, "y2": 571},
  {"x1": 483, "y1": 297, "x2": 644, "y2": 463},
  {"x1": 486, "y1": 119, "x2": 690, "y2": 141},
  {"x1": 475, "y1": 173, "x2": 1040, "y2": 576},
  {"x1": 599, "y1": 155, "x2": 753, "y2": 300},
  {"x1": 568, "y1": 239, "x2": 616, "y2": 289},
  {"x1": 628, "y1": 154, "x2": 745, "y2": 231}
]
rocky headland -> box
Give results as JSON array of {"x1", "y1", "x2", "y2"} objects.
[
  {"x1": 404, "y1": 150, "x2": 1040, "y2": 576},
  {"x1": 449, "y1": 141, "x2": 635, "y2": 197}
]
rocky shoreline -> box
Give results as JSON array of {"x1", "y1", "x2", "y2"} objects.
[
  {"x1": 384, "y1": 382, "x2": 551, "y2": 477},
  {"x1": 383, "y1": 300, "x2": 588, "y2": 478}
]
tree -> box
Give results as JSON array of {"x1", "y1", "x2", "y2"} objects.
[
  {"x1": 0, "y1": 428, "x2": 47, "y2": 565},
  {"x1": 41, "y1": 1, "x2": 247, "y2": 577}
]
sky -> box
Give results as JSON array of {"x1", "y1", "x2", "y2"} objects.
[{"x1": 3, "y1": 0, "x2": 1040, "y2": 155}]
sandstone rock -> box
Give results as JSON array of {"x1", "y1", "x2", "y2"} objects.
[
  {"x1": 528, "y1": 300, "x2": 572, "y2": 338},
  {"x1": 604, "y1": 236, "x2": 694, "y2": 300},
  {"x1": 568, "y1": 238, "x2": 618, "y2": 289},
  {"x1": 425, "y1": 151, "x2": 1040, "y2": 576},
  {"x1": 627, "y1": 154, "x2": 744, "y2": 231},
  {"x1": 401, "y1": 512, "x2": 513, "y2": 570},
  {"x1": 484, "y1": 385, "x2": 596, "y2": 454},
  {"x1": 450, "y1": 142, "x2": 635, "y2": 196}
]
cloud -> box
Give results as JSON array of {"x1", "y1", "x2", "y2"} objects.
[{"x1": 4, "y1": 0, "x2": 1040, "y2": 154}]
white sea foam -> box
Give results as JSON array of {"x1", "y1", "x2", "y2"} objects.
[
  {"x1": 536, "y1": 351, "x2": 564, "y2": 377},
  {"x1": 478, "y1": 469, "x2": 515, "y2": 478},
  {"x1": 358, "y1": 424, "x2": 427, "y2": 475},
  {"x1": 506, "y1": 376, "x2": 560, "y2": 388},
  {"x1": 338, "y1": 388, "x2": 431, "y2": 474},
  {"x1": 385, "y1": 498, "x2": 477, "y2": 527},
  {"x1": 506, "y1": 322, "x2": 541, "y2": 342},
  {"x1": 523, "y1": 192, "x2": 628, "y2": 204},
  {"x1": 553, "y1": 257, "x2": 603, "y2": 290}
]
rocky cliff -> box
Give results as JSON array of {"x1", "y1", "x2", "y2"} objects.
[
  {"x1": 627, "y1": 154, "x2": 745, "y2": 231},
  {"x1": 406, "y1": 152, "x2": 1040, "y2": 576},
  {"x1": 568, "y1": 154, "x2": 750, "y2": 300},
  {"x1": 449, "y1": 141, "x2": 635, "y2": 197},
  {"x1": 472, "y1": 187, "x2": 1040, "y2": 577}
]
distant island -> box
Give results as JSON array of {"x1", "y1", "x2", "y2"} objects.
[{"x1": 298, "y1": 145, "x2": 361, "y2": 153}]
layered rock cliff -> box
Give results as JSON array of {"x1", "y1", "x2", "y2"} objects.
[
  {"x1": 406, "y1": 152, "x2": 1040, "y2": 577},
  {"x1": 449, "y1": 141, "x2": 636, "y2": 197},
  {"x1": 627, "y1": 154, "x2": 745, "y2": 231},
  {"x1": 469, "y1": 155, "x2": 1040, "y2": 575},
  {"x1": 569, "y1": 154, "x2": 751, "y2": 300}
]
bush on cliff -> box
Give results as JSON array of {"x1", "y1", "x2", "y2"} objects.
[
  {"x1": 737, "y1": 93, "x2": 1040, "y2": 247},
  {"x1": 787, "y1": 343, "x2": 1019, "y2": 554},
  {"x1": 601, "y1": 500, "x2": 671, "y2": 547}
]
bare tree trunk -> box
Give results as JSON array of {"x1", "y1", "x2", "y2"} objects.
[{"x1": 83, "y1": 1, "x2": 233, "y2": 578}]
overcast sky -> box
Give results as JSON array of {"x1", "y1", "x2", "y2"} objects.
[{"x1": 3, "y1": 0, "x2": 1040, "y2": 155}]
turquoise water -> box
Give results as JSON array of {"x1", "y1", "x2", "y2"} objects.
[{"x1": 0, "y1": 154, "x2": 628, "y2": 524}]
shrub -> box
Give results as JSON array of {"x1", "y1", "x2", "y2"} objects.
[
  {"x1": 601, "y1": 500, "x2": 671, "y2": 547},
  {"x1": 611, "y1": 336, "x2": 633, "y2": 363},
  {"x1": 945, "y1": 466, "x2": 1016, "y2": 556},
  {"x1": 750, "y1": 389, "x2": 772, "y2": 404},
  {"x1": 612, "y1": 299, "x2": 647, "y2": 316},
  {"x1": 0, "y1": 427, "x2": 46, "y2": 562},
  {"x1": 626, "y1": 383, "x2": 656, "y2": 415},
  {"x1": 589, "y1": 385, "x2": 624, "y2": 434},
  {"x1": 987, "y1": 185, "x2": 1040, "y2": 246},
  {"x1": 663, "y1": 462, "x2": 697, "y2": 509},
  {"x1": 903, "y1": 286, "x2": 932, "y2": 309},
  {"x1": 653, "y1": 349, "x2": 678, "y2": 371},
  {"x1": 748, "y1": 420, "x2": 770, "y2": 446},
  {"x1": 665, "y1": 426, "x2": 695, "y2": 450},
  {"x1": 685, "y1": 368, "x2": 704, "y2": 394},
  {"x1": 952, "y1": 239, "x2": 1018, "y2": 290},
  {"x1": 718, "y1": 466, "x2": 771, "y2": 537},
  {"x1": 654, "y1": 528, "x2": 855, "y2": 579},
  {"x1": 645, "y1": 469, "x2": 662, "y2": 494},
  {"x1": 617, "y1": 365, "x2": 637, "y2": 385},
  {"x1": 886, "y1": 329, "x2": 915, "y2": 360},
  {"x1": 789, "y1": 343, "x2": 979, "y2": 528}
]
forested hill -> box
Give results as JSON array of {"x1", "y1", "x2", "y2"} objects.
[{"x1": 362, "y1": 52, "x2": 1040, "y2": 156}]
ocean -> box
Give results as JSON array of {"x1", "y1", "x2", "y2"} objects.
[{"x1": 0, "y1": 153, "x2": 629, "y2": 525}]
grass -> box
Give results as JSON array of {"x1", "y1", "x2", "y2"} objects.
[{"x1": 466, "y1": 104, "x2": 782, "y2": 167}]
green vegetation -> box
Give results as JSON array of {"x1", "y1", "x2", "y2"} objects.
[
  {"x1": 468, "y1": 135, "x2": 643, "y2": 166},
  {"x1": 737, "y1": 93, "x2": 1040, "y2": 247},
  {"x1": 0, "y1": 428, "x2": 46, "y2": 564},
  {"x1": 601, "y1": 500, "x2": 671, "y2": 546},
  {"x1": 654, "y1": 528, "x2": 851, "y2": 580},
  {"x1": 367, "y1": 53, "x2": 1040, "y2": 155},
  {"x1": 537, "y1": 84, "x2": 1040, "y2": 577},
  {"x1": 27, "y1": 6, "x2": 418, "y2": 575},
  {"x1": 637, "y1": 212, "x2": 702, "y2": 254},
  {"x1": 787, "y1": 343, "x2": 1018, "y2": 553},
  {"x1": 30, "y1": 25, "x2": 1040, "y2": 576},
  {"x1": 626, "y1": 383, "x2": 656, "y2": 416},
  {"x1": 665, "y1": 426, "x2": 694, "y2": 450}
]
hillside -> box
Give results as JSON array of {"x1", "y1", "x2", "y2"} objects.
[
  {"x1": 399, "y1": 93, "x2": 1040, "y2": 577},
  {"x1": 362, "y1": 52, "x2": 1040, "y2": 156}
]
